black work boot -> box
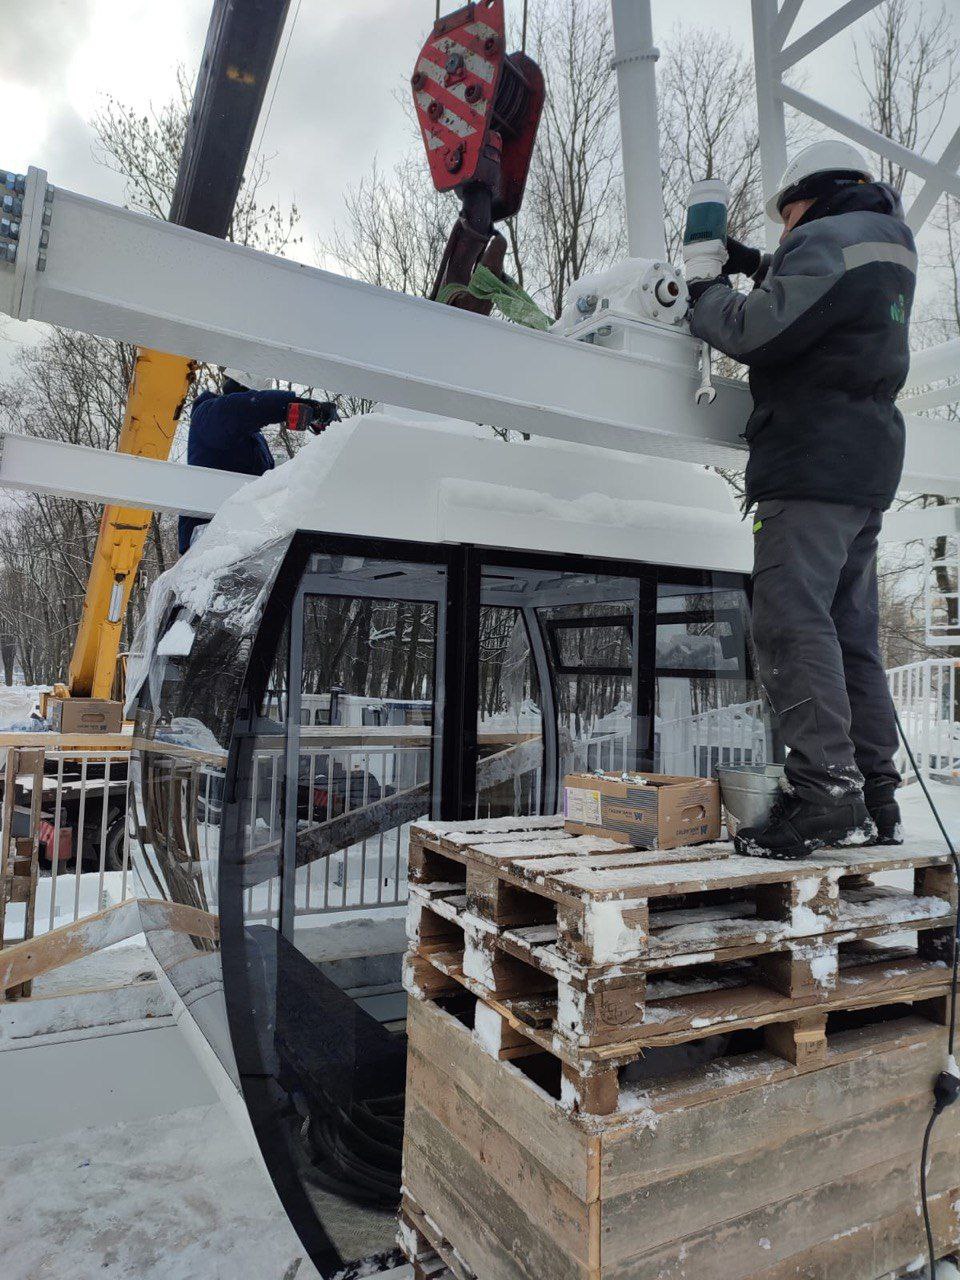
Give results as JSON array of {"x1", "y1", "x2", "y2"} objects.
[
  {"x1": 733, "y1": 792, "x2": 877, "y2": 860},
  {"x1": 863, "y1": 779, "x2": 904, "y2": 846}
]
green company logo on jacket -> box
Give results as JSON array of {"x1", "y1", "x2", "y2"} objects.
[{"x1": 890, "y1": 293, "x2": 906, "y2": 324}]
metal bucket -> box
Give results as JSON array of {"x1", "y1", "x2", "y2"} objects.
[{"x1": 716, "y1": 764, "x2": 784, "y2": 837}]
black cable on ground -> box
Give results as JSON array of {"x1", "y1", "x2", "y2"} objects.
[{"x1": 893, "y1": 707, "x2": 960, "y2": 1280}]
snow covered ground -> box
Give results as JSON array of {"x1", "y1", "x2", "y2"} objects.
[
  {"x1": 0, "y1": 682, "x2": 47, "y2": 730},
  {"x1": 897, "y1": 779, "x2": 960, "y2": 847},
  {"x1": 0, "y1": 1103, "x2": 325, "y2": 1280}
]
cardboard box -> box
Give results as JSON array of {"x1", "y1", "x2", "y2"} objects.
[
  {"x1": 48, "y1": 698, "x2": 123, "y2": 735},
  {"x1": 562, "y1": 771, "x2": 721, "y2": 850}
]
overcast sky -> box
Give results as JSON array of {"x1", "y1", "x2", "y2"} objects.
[{"x1": 0, "y1": 0, "x2": 955, "y2": 376}]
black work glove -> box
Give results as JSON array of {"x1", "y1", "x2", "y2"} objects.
[
  {"x1": 688, "y1": 275, "x2": 729, "y2": 304},
  {"x1": 723, "y1": 237, "x2": 763, "y2": 278},
  {"x1": 286, "y1": 399, "x2": 340, "y2": 434}
]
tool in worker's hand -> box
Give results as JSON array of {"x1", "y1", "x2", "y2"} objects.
[
  {"x1": 412, "y1": 1, "x2": 545, "y2": 314},
  {"x1": 696, "y1": 341, "x2": 716, "y2": 405},
  {"x1": 286, "y1": 399, "x2": 340, "y2": 435},
  {"x1": 682, "y1": 178, "x2": 732, "y2": 285},
  {"x1": 683, "y1": 180, "x2": 730, "y2": 406}
]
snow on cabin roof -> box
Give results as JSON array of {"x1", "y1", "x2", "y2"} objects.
[
  {"x1": 131, "y1": 408, "x2": 751, "y2": 696},
  {"x1": 186, "y1": 407, "x2": 745, "y2": 579}
]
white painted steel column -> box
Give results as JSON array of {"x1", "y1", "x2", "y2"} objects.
[
  {"x1": 610, "y1": 0, "x2": 666, "y2": 259},
  {"x1": 752, "y1": 0, "x2": 789, "y2": 252}
]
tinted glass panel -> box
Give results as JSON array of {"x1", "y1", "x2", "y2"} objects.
[
  {"x1": 655, "y1": 579, "x2": 772, "y2": 776},
  {"x1": 476, "y1": 604, "x2": 543, "y2": 818},
  {"x1": 239, "y1": 554, "x2": 445, "y2": 1272}
]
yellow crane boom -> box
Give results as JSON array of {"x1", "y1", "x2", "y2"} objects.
[
  {"x1": 63, "y1": 0, "x2": 292, "y2": 703},
  {"x1": 68, "y1": 350, "x2": 194, "y2": 698}
]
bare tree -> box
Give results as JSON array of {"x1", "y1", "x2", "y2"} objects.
[
  {"x1": 658, "y1": 27, "x2": 766, "y2": 261},
  {"x1": 94, "y1": 66, "x2": 301, "y2": 254},
  {"x1": 518, "y1": 0, "x2": 625, "y2": 317},
  {"x1": 0, "y1": 71, "x2": 302, "y2": 685},
  {"x1": 855, "y1": 0, "x2": 959, "y2": 193},
  {"x1": 321, "y1": 156, "x2": 450, "y2": 298},
  {"x1": 855, "y1": 0, "x2": 960, "y2": 663}
]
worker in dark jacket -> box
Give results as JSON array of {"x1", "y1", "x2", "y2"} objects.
[
  {"x1": 178, "y1": 370, "x2": 338, "y2": 553},
  {"x1": 687, "y1": 141, "x2": 917, "y2": 858}
]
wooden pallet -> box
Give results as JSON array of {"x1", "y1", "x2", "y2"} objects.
[
  {"x1": 402, "y1": 995, "x2": 960, "y2": 1280},
  {"x1": 0, "y1": 747, "x2": 45, "y2": 1000},
  {"x1": 409, "y1": 819, "x2": 955, "y2": 970},
  {"x1": 407, "y1": 874, "x2": 954, "y2": 1049},
  {"x1": 398, "y1": 1199, "x2": 471, "y2": 1280},
  {"x1": 406, "y1": 818, "x2": 956, "y2": 1110}
]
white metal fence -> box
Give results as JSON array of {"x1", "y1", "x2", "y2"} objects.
[
  {"x1": 887, "y1": 659, "x2": 960, "y2": 782},
  {"x1": 659, "y1": 700, "x2": 767, "y2": 776},
  {"x1": 1, "y1": 744, "x2": 134, "y2": 944},
  {"x1": 243, "y1": 742, "x2": 432, "y2": 921},
  {"x1": 7, "y1": 663, "x2": 953, "y2": 943}
]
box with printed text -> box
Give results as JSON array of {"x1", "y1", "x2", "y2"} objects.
[{"x1": 562, "y1": 770, "x2": 721, "y2": 849}]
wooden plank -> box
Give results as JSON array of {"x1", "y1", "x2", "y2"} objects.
[
  {"x1": 602, "y1": 955, "x2": 953, "y2": 1052},
  {"x1": 601, "y1": 1094, "x2": 959, "y2": 1269},
  {"x1": 413, "y1": 815, "x2": 564, "y2": 842},
  {"x1": 404, "y1": 1106, "x2": 592, "y2": 1280},
  {"x1": 548, "y1": 846, "x2": 950, "y2": 902},
  {"x1": 406, "y1": 997, "x2": 594, "y2": 1199},
  {"x1": 0, "y1": 731, "x2": 131, "y2": 750},
  {"x1": 0, "y1": 897, "x2": 218, "y2": 993},
  {"x1": 745, "y1": 1184, "x2": 960, "y2": 1280},
  {"x1": 399, "y1": 1199, "x2": 472, "y2": 1280},
  {"x1": 763, "y1": 1014, "x2": 827, "y2": 1066},
  {"x1": 410, "y1": 940, "x2": 952, "y2": 1077},
  {"x1": 603, "y1": 1018, "x2": 946, "y2": 1193},
  {"x1": 437, "y1": 824, "x2": 568, "y2": 853},
  {"x1": 10, "y1": 748, "x2": 45, "y2": 997},
  {"x1": 601, "y1": 1144, "x2": 960, "y2": 1279},
  {"x1": 406, "y1": 1047, "x2": 595, "y2": 1267},
  {"x1": 517, "y1": 846, "x2": 734, "y2": 876}
]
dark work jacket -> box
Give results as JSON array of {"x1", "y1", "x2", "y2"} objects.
[
  {"x1": 689, "y1": 183, "x2": 916, "y2": 510},
  {"x1": 178, "y1": 389, "x2": 298, "y2": 553}
]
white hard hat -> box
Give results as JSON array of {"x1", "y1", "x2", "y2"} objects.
[
  {"x1": 221, "y1": 367, "x2": 272, "y2": 392},
  {"x1": 766, "y1": 140, "x2": 873, "y2": 222}
]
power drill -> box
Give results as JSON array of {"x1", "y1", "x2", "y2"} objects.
[{"x1": 286, "y1": 399, "x2": 340, "y2": 435}]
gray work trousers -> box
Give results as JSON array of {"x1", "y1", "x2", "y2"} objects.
[{"x1": 750, "y1": 499, "x2": 901, "y2": 804}]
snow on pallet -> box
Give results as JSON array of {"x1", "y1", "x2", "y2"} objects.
[{"x1": 404, "y1": 816, "x2": 957, "y2": 1113}]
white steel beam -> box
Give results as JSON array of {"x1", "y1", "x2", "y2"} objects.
[
  {"x1": 610, "y1": 0, "x2": 666, "y2": 260},
  {"x1": 776, "y1": 0, "x2": 883, "y2": 71},
  {"x1": 1, "y1": 170, "x2": 752, "y2": 470},
  {"x1": 904, "y1": 338, "x2": 960, "y2": 390},
  {"x1": 898, "y1": 384, "x2": 960, "y2": 413},
  {"x1": 900, "y1": 414, "x2": 960, "y2": 497},
  {"x1": 0, "y1": 431, "x2": 241, "y2": 515},
  {"x1": 906, "y1": 124, "x2": 960, "y2": 233},
  {"x1": 778, "y1": 84, "x2": 960, "y2": 201},
  {"x1": 752, "y1": 0, "x2": 790, "y2": 251},
  {"x1": 774, "y1": 0, "x2": 805, "y2": 49},
  {"x1": 3, "y1": 169, "x2": 960, "y2": 497},
  {"x1": 880, "y1": 503, "x2": 960, "y2": 544}
]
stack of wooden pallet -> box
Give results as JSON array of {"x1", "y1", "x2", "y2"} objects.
[{"x1": 398, "y1": 814, "x2": 960, "y2": 1280}]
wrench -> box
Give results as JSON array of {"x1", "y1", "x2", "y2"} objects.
[{"x1": 696, "y1": 340, "x2": 716, "y2": 405}]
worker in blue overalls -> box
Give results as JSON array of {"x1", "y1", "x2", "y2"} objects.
[{"x1": 178, "y1": 368, "x2": 338, "y2": 553}]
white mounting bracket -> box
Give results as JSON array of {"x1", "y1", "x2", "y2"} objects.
[{"x1": 0, "y1": 166, "x2": 50, "y2": 321}]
